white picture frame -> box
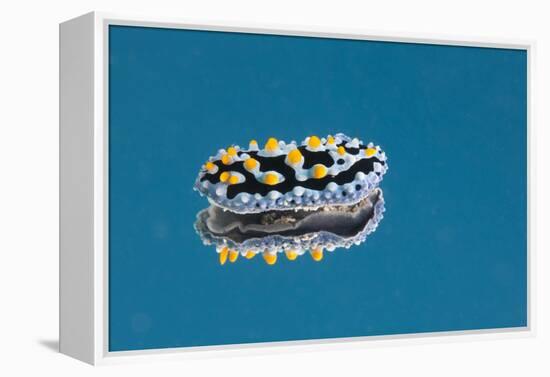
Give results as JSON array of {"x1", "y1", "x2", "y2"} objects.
[{"x1": 59, "y1": 11, "x2": 535, "y2": 365}]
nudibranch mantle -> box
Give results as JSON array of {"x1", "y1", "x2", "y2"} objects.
[{"x1": 194, "y1": 134, "x2": 388, "y2": 214}]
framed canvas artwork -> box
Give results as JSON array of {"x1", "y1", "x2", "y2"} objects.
[{"x1": 59, "y1": 12, "x2": 532, "y2": 364}]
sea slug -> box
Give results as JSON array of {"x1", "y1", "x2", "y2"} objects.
[{"x1": 193, "y1": 133, "x2": 388, "y2": 264}]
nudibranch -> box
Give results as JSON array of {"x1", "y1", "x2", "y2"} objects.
[{"x1": 193, "y1": 134, "x2": 388, "y2": 265}]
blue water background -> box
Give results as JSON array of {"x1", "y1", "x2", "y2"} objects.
[{"x1": 108, "y1": 26, "x2": 527, "y2": 351}]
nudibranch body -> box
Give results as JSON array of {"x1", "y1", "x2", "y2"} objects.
[
  {"x1": 193, "y1": 134, "x2": 388, "y2": 265},
  {"x1": 194, "y1": 134, "x2": 388, "y2": 214}
]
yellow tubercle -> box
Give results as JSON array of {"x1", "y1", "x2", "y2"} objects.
[
  {"x1": 245, "y1": 250, "x2": 256, "y2": 259},
  {"x1": 221, "y1": 154, "x2": 232, "y2": 165},
  {"x1": 219, "y1": 247, "x2": 229, "y2": 265},
  {"x1": 264, "y1": 172, "x2": 279, "y2": 185},
  {"x1": 327, "y1": 135, "x2": 335, "y2": 145},
  {"x1": 227, "y1": 146, "x2": 238, "y2": 157},
  {"x1": 205, "y1": 161, "x2": 216, "y2": 172},
  {"x1": 219, "y1": 171, "x2": 230, "y2": 183},
  {"x1": 265, "y1": 137, "x2": 279, "y2": 152},
  {"x1": 287, "y1": 149, "x2": 303, "y2": 165},
  {"x1": 244, "y1": 157, "x2": 258, "y2": 171},
  {"x1": 285, "y1": 250, "x2": 298, "y2": 261},
  {"x1": 365, "y1": 147, "x2": 377, "y2": 157},
  {"x1": 263, "y1": 252, "x2": 277, "y2": 265},
  {"x1": 337, "y1": 146, "x2": 346, "y2": 156},
  {"x1": 229, "y1": 249, "x2": 239, "y2": 263},
  {"x1": 228, "y1": 175, "x2": 240, "y2": 185},
  {"x1": 308, "y1": 135, "x2": 322, "y2": 149},
  {"x1": 310, "y1": 248, "x2": 324, "y2": 262},
  {"x1": 249, "y1": 139, "x2": 258, "y2": 147},
  {"x1": 312, "y1": 164, "x2": 328, "y2": 179}
]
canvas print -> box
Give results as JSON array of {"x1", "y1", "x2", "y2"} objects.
[{"x1": 108, "y1": 25, "x2": 527, "y2": 351}]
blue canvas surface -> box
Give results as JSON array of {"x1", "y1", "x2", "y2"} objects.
[{"x1": 108, "y1": 25, "x2": 527, "y2": 351}]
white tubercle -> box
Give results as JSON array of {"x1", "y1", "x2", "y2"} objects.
[
  {"x1": 293, "y1": 186, "x2": 306, "y2": 196},
  {"x1": 215, "y1": 186, "x2": 226, "y2": 197},
  {"x1": 326, "y1": 182, "x2": 338, "y2": 192},
  {"x1": 268, "y1": 191, "x2": 282, "y2": 200}
]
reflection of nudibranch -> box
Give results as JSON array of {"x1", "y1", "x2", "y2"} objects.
[{"x1": 193, "y1": 134, "x2": 388, "y2": 265}]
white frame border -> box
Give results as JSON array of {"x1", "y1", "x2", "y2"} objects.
[{"x1": 81, "y1": 11, "x2": 535, "y2": 365}]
